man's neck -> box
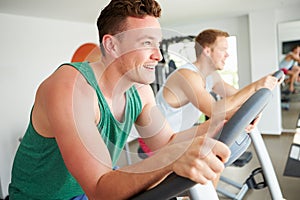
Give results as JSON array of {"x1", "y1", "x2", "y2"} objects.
[
  {"x1": 193, "y1": 59, "x2": 215, "y2": 78},
  {"x1": 90, "y1": 61, "x2": 132, "y2": 100}
]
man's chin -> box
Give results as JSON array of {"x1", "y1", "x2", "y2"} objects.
[
  {"x1": 218, "y1": 65, "x2": 225, "y2": 70},
  {"x1": 140, "y1": 77, "x2": 155, "y2": 85}
]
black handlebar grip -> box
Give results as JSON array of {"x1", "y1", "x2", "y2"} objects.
[{"x1": 131, "y1": 173, "x2": 195, "y2": 200}]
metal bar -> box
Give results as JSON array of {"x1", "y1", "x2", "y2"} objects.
[{"x1": 250, "y1": 127, "x2": 284, "y2": 200}]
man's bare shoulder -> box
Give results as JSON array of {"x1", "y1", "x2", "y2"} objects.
[
  {"x1": 134, "y1": 84, "x2": 155, "y2": 104},
  {"x1": 39, "y1": 65, "x2": 88, "y2": 95},
  {"x1": 171, "y1": 68, "x2": 203, "y2": 81},
  {"x1": 35, "y1": 64, "x2": 96, "y2": 115},
  {"x1": 166, "y1": 68, "x2": 205, "y2": 90}
]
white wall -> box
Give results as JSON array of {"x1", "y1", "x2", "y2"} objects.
[
  {"x1": 248, "y1": 10, "x2": 282, "y2": 134},
  {"x1": 0, "y1": 13, "x2": 97, "y2": 198}
]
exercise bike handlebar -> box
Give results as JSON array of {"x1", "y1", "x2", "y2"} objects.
[
  {"x1": 272, "y1": 70, "x2": 284, "y2": 80},
  {"x1": 214, "y1": 88, "x2": 272, "y2": 146},
  {"x1": 131, "y1": 70, "x2": 282, "y2": 200},
  {"x1": 217, "y1": 69, "x2": 283, "y2": 146}
]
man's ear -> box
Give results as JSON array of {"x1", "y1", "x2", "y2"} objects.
[
  {"x1": 102, "y1": 35, "x2": 119, "y2": 58},
  {"x1": 203, "y1": 46, "x2": 211, "y2": 56}
]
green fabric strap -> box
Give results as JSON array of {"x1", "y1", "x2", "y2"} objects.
[{"x1": 68, "y1": 62, "x2": 142, "y2": 165}]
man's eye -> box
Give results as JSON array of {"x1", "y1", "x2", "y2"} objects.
[{"x1": 143, "y1": 41, "x2": 152, "y2": 46}]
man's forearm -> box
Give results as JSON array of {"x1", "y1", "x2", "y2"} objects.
[{"x1": 94, "y1": 155, "x2": 172, "y2": 199}]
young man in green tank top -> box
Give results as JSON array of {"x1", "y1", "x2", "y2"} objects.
[{"x1": 9, "y1": 0, "x2": 231, "y2": 199}]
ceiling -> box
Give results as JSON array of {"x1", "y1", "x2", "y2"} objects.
[{"x1": 0, "y1": 0, "x2": 299, "y2": 25}]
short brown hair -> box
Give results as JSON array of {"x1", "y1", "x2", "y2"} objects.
[
  {"x1": 97, "y1": 0, "x2": 161, "y2": 54},
  {"x1": 195, "y1": 29, "x2": 230, "y2": 57}
]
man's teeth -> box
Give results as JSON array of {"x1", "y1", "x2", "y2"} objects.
[{"x1": 144, "y1": 65, "x2": 155, "y2": 69}]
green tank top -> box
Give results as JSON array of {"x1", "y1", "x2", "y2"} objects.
[{"x1": 9, "y1": 62, "x2": 142, "y2": 200}]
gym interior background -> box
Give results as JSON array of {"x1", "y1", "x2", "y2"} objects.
[{"x1": 0, "y1": 0, "x2": 300, "y2": 199}]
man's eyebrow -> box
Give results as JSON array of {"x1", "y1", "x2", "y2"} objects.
[{"x1": 136, "y1": 35, "x2": 162, "y2": 42}]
